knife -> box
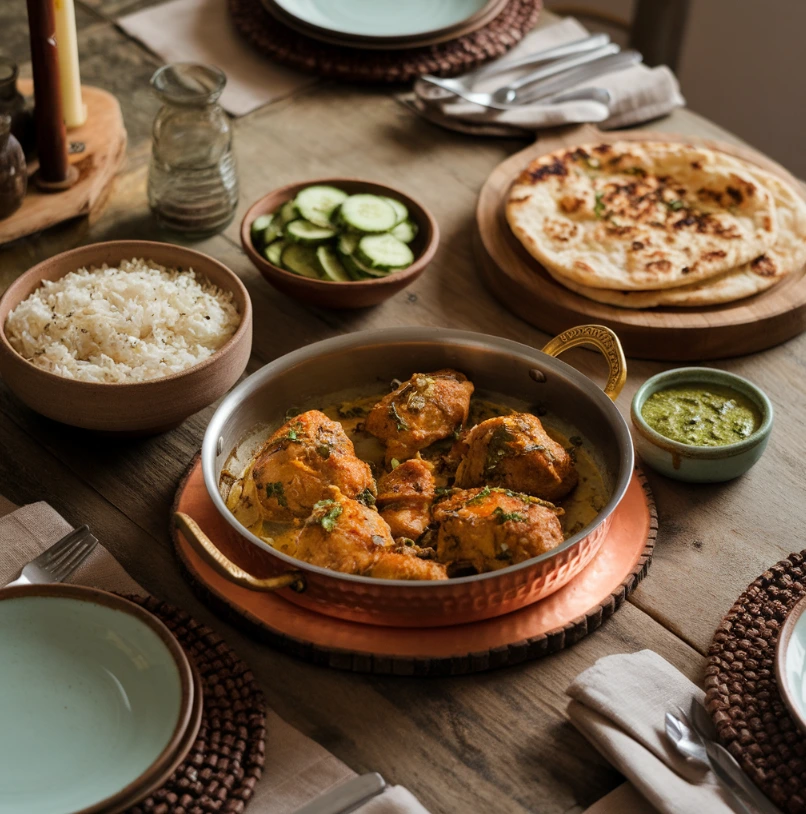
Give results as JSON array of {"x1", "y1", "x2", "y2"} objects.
[{"x1": 291, "y1": 773, "x2": 387, "y2": 814}]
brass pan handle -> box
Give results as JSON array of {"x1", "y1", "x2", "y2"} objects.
[
  {"x1": 540, "y1": 324, "x2": 627, "y2": 402},
  {"x1": 173, "y1": 512, "x2": 305, "y2": 593}
]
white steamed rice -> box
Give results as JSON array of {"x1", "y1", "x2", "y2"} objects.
[{"x1": 5, "y1": 258, "x2": 241, "y2": 383}]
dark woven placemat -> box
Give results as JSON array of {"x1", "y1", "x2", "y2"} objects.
[
  {"x1": 705, "y1": 553, "x2": 806, "y2": 814},
  {"x1": 122, "y1": 595, "x2": 266, "y2": 814},
  {"x1": 228, "y1": 0, "x2": 542, "y2": 83}
]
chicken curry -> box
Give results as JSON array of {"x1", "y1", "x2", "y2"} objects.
[{"x1": 220, "y1": 369, "x2": 609, "y2": 581}]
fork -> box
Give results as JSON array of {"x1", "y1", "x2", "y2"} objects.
[{"x1": 5, "y1": 525, "x2": 99, "y2": 587}]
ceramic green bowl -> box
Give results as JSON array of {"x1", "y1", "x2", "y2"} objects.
[
  {"x1": 776, "y1": 595, "x2": 806, "y2": 735},
  {"x1": 630, "y1": 367, "x2": 773, "y2": 483},
  {"x1": 0, "y1": 585, "x2": 195, "y2": 814}
]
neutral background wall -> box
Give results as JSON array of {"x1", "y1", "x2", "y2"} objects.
[{"x1": 545, "y1": 0, "x2": 806, "y2": 178}]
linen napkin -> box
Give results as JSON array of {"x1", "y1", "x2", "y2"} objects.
[
  {"x1": 117, "y1": 0, "x2": 316, "y2": 117},
  {"x1": 0, "y1": 501, "x2": 429, "y2": 814},
  {"x1": 568, "y1": 650, "x2": 738, "y2": 814},
  {"x1": 399, "y1": 18, "x2": 685, "y2": 137}
]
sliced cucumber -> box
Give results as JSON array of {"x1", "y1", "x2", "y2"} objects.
[
  {"x1": 264, "y1": 239, "x2": 286, "y2": 267},
  {"x1": 337, "y1": 232, "x2": 360, "y2": 257},
  {"x1": 286, "y1": 219, "x2": 338, "y2": 245},
  {"x1": 261, "y1": 217, "x2": 284, "y2": 246},
  {"x1": 294, "y1": 185, "x2": 349, "y2": 228},
  {"x1": 343, "y1": 252, "x2": 388, "y2": 280},
  {"x1": 339, "y1": 194, "x2": 398, "y2": 233},
  {"x1": 391, "y1": 219, "x2": 418, "y2": 244},
  {"x1": 250, "y1": 214, "x2": 274, "y2": 246},
  {"x1": 316, "y1": 245, "x2": 350, "y2": 282},
  {"x1": 278, "y1": 199, "x2": 298, "y2": 228},
  {"x1": 356, "y1": 234, "x2": 414, "y2": 270},
  {"x1": 381, "y1": 196, "x2": 408, "y2": 225},
  {"x1": 281, "y1": 243, "x2": 321, "y2": 279}
]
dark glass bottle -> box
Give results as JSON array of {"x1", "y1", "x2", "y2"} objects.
[
  {"x1": 0, "y1": 58, "x2": 30, "y2": 148},
  {"x1": 0, "y1": 114, "x2": 27, "y2": 221}
]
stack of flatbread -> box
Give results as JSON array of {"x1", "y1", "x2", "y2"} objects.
[{"x1": 505, "y1": 141, "x2": 806, "y2": 309}]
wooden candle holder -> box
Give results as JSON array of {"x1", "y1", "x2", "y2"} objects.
[{"x1": 0, "y1": 80, "x2": 127, "y2": 246}]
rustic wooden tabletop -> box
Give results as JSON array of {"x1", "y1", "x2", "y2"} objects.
[{"x1": 2, "y1": 4, "x2": 802, "y2": 813}]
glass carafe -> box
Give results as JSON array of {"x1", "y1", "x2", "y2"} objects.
[{"x1": 147, "y1": 63, "x2": 238, "y2": 236}]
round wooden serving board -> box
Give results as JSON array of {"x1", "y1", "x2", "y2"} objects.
[
  {"x1": 172, "y1": 455, "x2": 656, "y2": 676},
  {"x1": 475, "y1": 123, "x2": 806, "y2": 361}
]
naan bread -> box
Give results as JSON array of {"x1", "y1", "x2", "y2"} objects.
[
  {"x1": 547, "y1": 171, "x2": 806, "y2": 309},
  {"x1": 506, "y1": 141, "x2": 778, "y2": 291}
]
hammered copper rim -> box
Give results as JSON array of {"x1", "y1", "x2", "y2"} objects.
[{"x1": 0, "y1": 584, "x2": 196, "y2": 814}]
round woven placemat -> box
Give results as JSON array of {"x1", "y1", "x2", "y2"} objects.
[
  {"x1": 228, "y1": 0, "x2": 542, "y2": 82},
  {"x1": 706, "y1": 553, "x2": 806, "y2": 814},
  {"x1": 122, "y1": 595, "x2": 266, "y2": 814}
]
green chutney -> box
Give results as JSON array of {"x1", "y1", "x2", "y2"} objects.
[{"x1": 641, "y1": 384, "x2": 761, "y2": 447}]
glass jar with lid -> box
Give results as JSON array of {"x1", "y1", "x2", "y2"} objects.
[{"x1": 147, "y1": 63, "x2": 238, "y2": 236}]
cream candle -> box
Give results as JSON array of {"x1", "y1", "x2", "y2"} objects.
[{"x1": 53, "y1": 0, "x2": 85, "y2": 129}]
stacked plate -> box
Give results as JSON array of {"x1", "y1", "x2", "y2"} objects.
[
  {"x1": 261, "y1": 0, "x2": 509, "y2": 49},
  {"x1": 0, "y1": 585, "x2": 202, "y2": 814}
]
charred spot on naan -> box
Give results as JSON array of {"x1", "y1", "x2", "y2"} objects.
[{"x1": 751, "y1": 254, "x2": 779, "y2": 278}]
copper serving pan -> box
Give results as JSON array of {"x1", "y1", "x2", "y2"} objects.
[{"x1": 176, "y1": 325, "x2": 633, "y2": 627}]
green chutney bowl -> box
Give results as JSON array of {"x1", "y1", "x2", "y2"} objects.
[{"x1": 630, "y1": 367, "x2": 773, "y2": 483}]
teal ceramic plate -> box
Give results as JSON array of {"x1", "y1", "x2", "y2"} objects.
[
  {"x1": 777, "y1": 595, "x2": 806, "y2": 735},
  {"x1": 272, "y1": 0, "x2": 492, "y2": 39},
  {"x1": 0, "y1": 585, "x2": 194, "y2": 814}
]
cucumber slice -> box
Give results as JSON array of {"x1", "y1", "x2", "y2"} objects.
[
  {"x1": 286, "y1": 219, "x2": 338, "y2": 245},
  {"x1": 339, "y1": 195, "x2": 398, "y2": 233},
  {"x1": 381, "y1": 196, "x2": 408, "y2": 225},
  {"x1": 261, "y1": 217, "x2": 284, "y2": 246},
  {"x1": 294, "y1": 185, "x2": 348, "y2": 228},
  {"x1": 264, "y1": 239, "x2": 286, "y2": 267},
  {"x1": 391, "y1": 219, "x2": 418, "y2": 244},
  {"x1": 356, "y1": 234, "x2": 414, "y2": 270},
  {"x1": 343, "y1": 252, "x2": 389, "y2": 279},
  {"x1": 251, "y1": 214, "x2": 274, "y2": 245},
  {"x1": 278, "y1": 199, "x2": 297, "y2": 226},
  {"x1": 281, "y1": 244, "x2": 322, "y2": 279},
  {"x1": 337, "y1": 232, "x2": 360, "y2": 257},
  {"x1": 316, "y1": 245, "x2": 350, "y2": 282}
]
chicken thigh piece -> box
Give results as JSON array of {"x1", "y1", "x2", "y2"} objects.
[
  {"x1": 295, "y1": 489, "x2": 447, "y2": 580},
  {"x1": 365, "y1": 370, "x2": 473, "y2": 464},
  {"x1": 249, "y1": 410, "x2": 375, "y2": 522},
  {"x1": 376, "y1": 458, "x2": 435, "y2": 542},
  {"x1": 432, "y1": 487, "x2": 564, "y2": 574},
  {"x1": 454, "y1": 413, "x2": 578, "y2": 502}
]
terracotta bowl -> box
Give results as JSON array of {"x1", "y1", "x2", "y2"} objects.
[
  {"x1": 240, "y1": 178, "x2": 439, "y2": 309},
  {"x1": 0, "y1": 240, "x2": 253, "y2": 434}
]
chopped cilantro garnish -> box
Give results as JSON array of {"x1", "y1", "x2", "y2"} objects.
[
  {"x1": 389, "y1": 402, "x2": 409, "y2": 432},
  {"x1": 665, "y1": 199, "x2": 685, "y2": 211},
  {"x1": 594, "y1": 192, "x2": 606, "y2": 219},
  {"x1": 312, "y1": 499, "x2": 343, "y2": 532},
  {"x1": 465, "y1": 485, "x2": 492, "y2": 506},
  {"x1": 356, "y1": 488, "x2": 376, "y2": 507},
  {"x1": 315, "y1": 443, "x2": 331, "y2": 459},
  {"x1": 265, "y1": 482, "x2": 288, "y2": 508},
  {"x1": 492, "y1": 507, "x2": 526, "y2": 524}
]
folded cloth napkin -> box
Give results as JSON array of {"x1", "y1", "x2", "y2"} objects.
[
  {"x1": 0, "y1": 501, "x2": 429, "y2": 814},
  {"x1": 399, "y1": 18, "x2": 685, "y2": 136},
  {"x1": 118, "y1": 0, "x2": 316, "y2": 117},
  {"x1": 568, "y1": 650, "x2": 738, "y2": 814}
]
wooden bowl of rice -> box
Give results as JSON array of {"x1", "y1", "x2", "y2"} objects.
[{"x1": 0, "y1": 240, "x2": 252, "y2": 433}]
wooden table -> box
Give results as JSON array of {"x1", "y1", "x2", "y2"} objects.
[{"x1": 1, "y1": 6, "x2": 801, "y2": 813}]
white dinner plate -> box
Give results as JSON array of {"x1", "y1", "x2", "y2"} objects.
[{"x1": 270, "y1": 0, "x2": 498, "y2": 43}]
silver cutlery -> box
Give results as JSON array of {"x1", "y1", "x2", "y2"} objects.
[
  {"x1": 291, "y1": 773, "x2": 386, "y2": 814},
  {"x1": 666, "y1": 709, "x2": 754, "y2": 814},
  {"x1": 688, "y1": 699, "x2": 783, "y2": 814},
  {"x1": 421, "y1": 42, "x2": 621, "y2": 109},
  {"x1": 428, "y1": 32, "x2": 612, "y2": 89},
  {"x1": 507, "y1": 50, "x2": 643, "y2": 107},
  {"x1": 5, "y1": 525, "x2": 98, "y2": 587}
]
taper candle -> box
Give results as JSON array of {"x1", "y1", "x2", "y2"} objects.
[
  {"x1": 26, "y1": 0, "x2": 74, "y2": 188},
  {"x1": 53, "y1": 0, "x2": 85, "y2": 129}
]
